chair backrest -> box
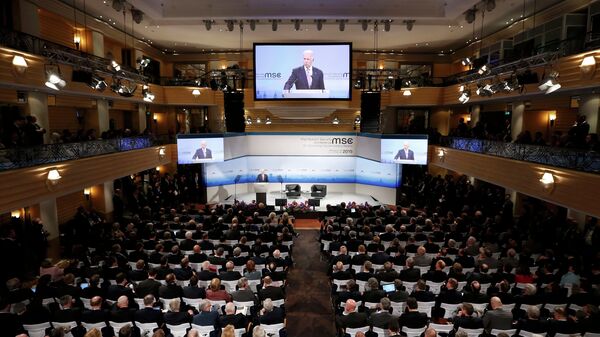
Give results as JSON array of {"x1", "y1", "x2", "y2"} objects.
[
  {"x1": 426, "y1": 281, "x2": 444, "y2": 295},
  {"x1": 332, "y1": 279, "x2": 348, "y2": 292},
  {"x1": 136, "y1": 322, "x2": 159, "y2": 335},
  {"x1": 346, "y1": 326, "x2": 370, "y2": 337},
  {"x1": 363, "y1": 301, "x2": 379, "y2": 310},
  {"x1": 372, "y1": 327, "x2": 388, "y2": 337},
  {"x1": 109, "y1": 321, "x2": 133, "y2": 331},
  {"x1": 191, "y1": 324, "x2": 215, "y2": 337},
  {"x1": 468, "y1": 302, "x2": 488, "y2": 313},
  {"x1": 440, "y1": 302, "x2": 460, "y2": 319},
  {"x1": 390, "y1": 301, "x2": 405, "y2": 315},
  {"x1": 261, "y1": 323, "x2": 285, "y2": 337},
  {"x1": 23, "y1": 322, "x2": 52, "y2": 337},
  {"x1": 554, "y1": 334, "x2": 578, "y2": 337},
  {"x1": 183, "y1": 297, "x2": 204, "y2": 309},
  {"x1": 491, "y1": 329, "x2": 516, "y2": 336},
  {"x1": 430, "y1": 323, "x2": 453, "y2": 334},
  {"x1": 416, "y1": 301, "x2": 436, "y2": 316},
  {"x1": 52, "y1": 321, "x2": 78, "y2": 330},
  {"x1": 518, "y1": 330, "x2": 546, "y2": 337},
  {"x1": 402, "y1": 326, "x2": 427, "y2": 337},
  {"x1": 167, "y1": 323, "x2": 192, "y2": 337},
  {"x1": 271, "y1": 298, "x2": 285, "y2": 307},
  {"x1": 460, "y1": 328, "x2": 484, "y2": 337},
  {"x1": 584, "y1": 333, "x2": 600, "y2": 337},
  {"x1": 221, "y1": 280, "x2": 238, "y2": 293},
  {"x1": 80, "y1": 297, "x2": 93, "y2": 310}
]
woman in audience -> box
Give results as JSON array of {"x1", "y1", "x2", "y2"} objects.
[{"x1": 206, "y1": 278, "x2": 232, "y2": 302}]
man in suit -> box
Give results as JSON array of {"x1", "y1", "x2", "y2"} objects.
[
  {"x1": 231, "y1": 278, "x2": 259, "y2": 306},
  {"x1": 192, "y1": 300, "x2": 220, "y2": 328},
  {"x1": 394, "y1": 142, "x2": 415, "y2": 160},
  {"x1": 192, "y1": 140, "x2": 212, "y2": 159},
  {"x1": 258, "y1": 298, "x2": 285, "y2": 325},
  {"x1": 283, "y1": 50, "x2": 325, "y2": 90},
  {"x1": 336, "y1": 299, "x2": 368, "y2": 330},
  {"x1": 134, "y1": 295, "x2": 163, "y2": 326},
  {"x1": 158, "y1": 273, "x2": 183, "y2": 300},
  {"x1": 135, "y1": 269, "x2": 161, "y2": 298},
  {"x1": 368, "y1": 298, "x2": 398, "y2": 329},
  {"x1": 256, "y1": 169, "x2": 269, "y2": 182},
  {"x1": 258, "y1": 276, "x2": 285, "y2": 302},
  {"x1": 453, "y1": 303, "x2": 484, "y2": 331},
  {"x1": 106, "y1": 273, "x2": 134, "y2": 304},
  {"x1": 398, "y1": 297, "x2": 429, "y2": 329},
  {"x1": 219, "y1": 302, "x2": 249, "y2": 331},
  {"x1": 482, "y1": 297, "x2": 514, "y2": 333}
]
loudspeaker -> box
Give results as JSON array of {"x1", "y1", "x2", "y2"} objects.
[
  {"x1": 308, "y1": 199, "x2": 320, "y2": 207},
  {"x1": 224, "y1": 91, "x2": 245, "y2": 132},
  {"x1": 72, "y1": 70, "x2": 93, "y2": 83},
  {"x1": 275, "y1": 198, "x2": 287, "y2": 206},
  {"x1": 361, "y1": 92, "x2": 381, "y2": 133}
]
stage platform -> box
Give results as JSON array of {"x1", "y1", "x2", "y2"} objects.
[{"x1": 220, "y1": 191, "x2": 382, "y2": 212}]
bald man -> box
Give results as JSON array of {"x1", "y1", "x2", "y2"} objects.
[
  {"x1": 192, "y1": 140, "x2": 212, "y2": 159},
  {"x1": 394, "y1": 142, "x2": 415, "y2": 160},
  {"x1": 336, "y1": 299, "x2": 368, "y2": 331},
  {"x1": 482, "y1": 296, "x2": 514, "y2": 332}
]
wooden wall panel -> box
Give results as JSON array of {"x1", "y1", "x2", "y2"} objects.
[
  {"x1": 54, "y1": 95, "x2": 94, "y2": 108},
  {"x1": 0, "y1": 144, "x2": 174, "y2": 214},
  {"x1": 0, "y1": 88, "x2": 18, "y2": 103},
  {"x1": 161, "y1": 87, "x2": 217, "y2": 105},
  {"x1": 48, "y1": 106, "x2": 82, "y2": 133},
  {"x1": 430, "y1": 146, "x2": 600, "y2": 218},
  {"x1": 56, "y1": 191, "x2": 86, "y2": 224},
  {"x1": 244, "y1": 109, "x2": 359, "y2": 132},
  {"x1": 108, "y1": 109, "x2": 125, "y2": 130},
  {"x1": 39, "y1": 9, "x2": 77, "y2": 50},
  {"x1": 388, "y1": 87, "x2": 444, "y2": 106}
]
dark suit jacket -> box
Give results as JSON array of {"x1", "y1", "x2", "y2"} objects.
[
  {"x1": 258, "y1": 286, "x2": 285, "y2": 301},
  {"x1": 283, "y1": 66, "x2": 325, "y2": 90},
  {"x1": 164, "y1": 311, "x2": 191, "y2": 325},
  {"x1": 219, "y1": 313, "x2": 247, "y2": 330},
  {"x1": 257, "y1": 174, "x2": 269, "y2": 182},
  {"x1": 159, "y1": 284, "x2": 183, "y2": 299},
  {"x1": 336, "y1": 312, "x2": 368, "y2": 329},
  {"x1": 109, "y1": 307, "x2": 136, "y2": 322},
  {"x1": 368, "y1": 311, "x2": 397, "y2": 329},
  {"x1": 106, "y1": 284, "x2": 133, "y2": 302},
  {"x1": 482, "y1": 308, "x2": 514, "y2": 331},
  {"x1": 51, "y1": 308, "x2": 81, "y2": 323},
  {"x1": 183, "y1": 286, "x2": 206, "y2": 299},
  {"x1": 134, "y1": 307, "x2": 163, "y2": 325},
  {"x1": 192, "y1": 147, "x2": 212, "y2": 159},
  {"x1": 259, "y1": 307, "x2": 285, "y2": 325},
  {"x1": 192, "y1": 310, "x2": 220, "y2": 327},
  {"x1": 400, "y1": 268, "x2": 421, "y2": 282},
  {"x1": 135, "y1": 279, "x2": 161, "y2": 298},
  {"x1": 394, "y1": 149, "x2": 415, "y2": 160},
  {"x1": 454, "y1": 315, "x2": 484, "y2": 330},
  {"x1": 399, "y1": 311, "x2": 429, "y2": 328},
  {"x1": 81, "y1": 309, "x2": 108, "y2": 324}
]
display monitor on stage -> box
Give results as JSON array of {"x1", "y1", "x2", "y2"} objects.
[
  {"x1": 308, "y1": 199, "x2": 320, "y2": 207},
  {"x1": 177, "y1": 134, "x2": 224, "y2": 164},
  {"x1": 275, "y1": 198, "x2": 288, "y2": 206},
  {"x1": 380, "y1": 135, "x2": 429, "y2": 165},
  {"x1": 254, "y1": 43, "x2": 352, "y2": 100}
]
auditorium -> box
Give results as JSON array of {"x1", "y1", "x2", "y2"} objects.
[{"x1": 0, "y1": 1, "x2": 599, "y2": 337}]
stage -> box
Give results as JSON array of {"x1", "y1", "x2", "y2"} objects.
[{"x1": 220, "y1": 190, "x2": 383, "y2": 212}]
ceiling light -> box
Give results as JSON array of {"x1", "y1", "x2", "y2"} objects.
[
  {"x1": 270, "y1": 20, "x2": 279, "y2": 31},
  {"x1": 465, "y1": 8, "x2": 477, "y2": 24},
  {"x1": 248, "y1": 20, "x2": 257, "y2": 31},
  {"x1": 359, "y1": 20, "x2": 370, "y2": 31},
  {"x1": 404, "y1": 20, "x2": 415, "y2": 31},
  {"x1": 137, "y1": 57, "x2": 150, "y2": 69},
  {"x1": 204, "y1": 20, "x2": 213, "y2": 31},
  {"x1": 131, "y1": 8, "x2": 143, "y2": 24},
  {"x1": 539, "y1": 171, "x2": 554, "y2": 185},
  {"x1": 265, "y1": 117, "x2": 272, "y2": 125},
  {"x1": 192, "y1": 89, "x2": 201, "y2": 97},
  {"x1": 225, "y1": 20, "x2": 236, "y2": 32},
  {"x1": 332, "y1": 117, "x2": 340, "y2": 125},
  {"x1": 403, "y1": 89, "x2": 412, "y2": 96},
  {"x1": 337, "y1": 20, "x2": 348, "y2": 31},
  {"x1": 383, "y1": 20, "x2": 392, "y2": 32},
  {"x1": 12, "y1": 55, "x2": 28, "y2": 68},
  {"x1": 112, "y1": 0, "x2": 125, "y2": 12},
  {"x1": 315, "y1": 19, "x2": 325, "y2": 31},
  {"x1": 485, "y1": 0, "x2": 496, "y2": 12}
]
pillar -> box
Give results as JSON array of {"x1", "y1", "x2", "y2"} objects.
[
  {"x1": 471, "y1": 105, "x2": 481, "y2": 126},
  {"x1": 504, "y1": 188, "x2": 518, "y2": 216},
  {"x1": 208, "y1": 106, "x2": 224, "y2": 132},
  {"x1": 511, "y1": 101, "x2": 525, "y2": 141},
  {"x1": 39, "y1": 199, "x2": 58, "y2": 241},
  {"x1": 26, "y1": 92, "x2": 50, "y2": 144},
  {"x1": 579, "y1": 94, "x2": 599, "y2": 134},
  {"x1": 90, "y1": 31, "x2": 105, "y2": 58},
  {"x1": 567, "y1": 209, "x2": 587, "y2": 231},
  {"x1": 137, "y1": 103, "x2": 147, "y2": 133},
  {"x1": 90, "y1": 181, "x2": 114, "y2": 221},
  {"x1": 96, "y1": 99, "x2": 110, "y2": 135}
]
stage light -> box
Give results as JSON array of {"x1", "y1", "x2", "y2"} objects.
[
  {"x1": 204, "y1": 20, "x2": 213, "y2": 31},
  {"x1": 131, "y1": 8, "x2": 143, "y2": 24},
  {"x1": 337, "y1": 20, "x2": 348, "y2": 31},
  {"x1": 458, "y1": 90, "x2": 471, "y2": 104},
  {"x1": 83, "y1": 187, "x2": 91, "y2": 199},
  {"x1": 45, "y1": 67, "x2": 66, "y2": 91},
  {"x1": 270, "y1": 20, "x2": 280, "y2": 31},
  {"x1": 12, "y1": 55, "x2": 28, "y2": 68},
  {"x1": 477, "y1": 64, "x2": 490, "y2": 75},
  {"x1": 142, "y1": 85, "x2": 155, "y2": 102},
  {"x1": 110, "y1": 60, "x2": 121, "y2": 72},
  {"x1": 137, "y1": 57, "x2": 150, "y2": 69},
  {"x1": 265, "y1": 117, "x2": 272, "y2": 125},
  {"x1": 359, "y1": 20, "x2": 370, "y2": 31},
  {"x1": 225, "y1": 20, "x2": 235, "y2": 32},
  {"x1": 485, "y1": 0, "x2": 496, "y2": 12},
  {"x1": 383, "y1": 20, "x2": 392, "y2": 32},
  {"x1": 256, "y1": 117, "x2": 262, "y2": 124},
  {"x1": 404, "y1": 20, "x2": 415, "y2": 31},
  {"x1": 47, "y1": 169, "x2": 62, "y2": 182},
  {"x1": 580, "y1": 55, "x2": 596, "y2": 74},
  {"x1": 192, "y1": 89, "x2": 201, "y2": 97},
  {"x1": 112, "y1": 0, "x2": 125, "y2": 12},
  {"x1": 538, "y1": 71, "x2": 561, "y2": 94},
  {"x1": 247, "y1": 20, "x2": 257, "y2": 31},
  {"x1": 461, "y1": 57, "x2": 472, "y2": 66},
  {"x1": 88, "y1": 74, "x2": 107, "y2": 92},
  {"x1": 354, "y1": 116, "x2": 361, "y2": 125},
  {"x1": 73, "y1": 33, "x2": 81, "y2": 50},
  {"x1": 465, "y1": 8, "x2": 477, "y2": 24},
  {"x1": 403, "y1": 89, "x2": 412, "y2": 96},
  {"x1": 332, "y1": 116, "x2": 340, "y2": 125},
  {"x1": 315, "y1": 19, "x2": 325, "y2": 31},
  {"x1": 246, "y1": 117, "x2": 252, "y2": 125},
  {"x1": 539, "y1": 171, "x2": 554, "y2": 186}
]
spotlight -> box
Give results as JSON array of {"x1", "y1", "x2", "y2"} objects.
[
  {"x1": 315, "y1": 19, "x2": 325, "y2": 31},
  {"x1": 539, "y1": 171, "x2": 555, "y2": 186},
  {"x1": 109, "y1": 60, "x2": 121, "y2": 72},
  {"x1": 404, "y1": 20, "x2": 415, "y2": 31},
  {"x1": 112, "y1": 0, "x2": 125, "y2": 12},
  {"x1": 88, "y1": 74, "x2": 107, "y2": 92},
  {"x1": 192, "y1": 89, "x2": 201, "y2": 97},
  {"x1": 538, "y1": 71, "x2": 561, "y2": 94},
  {"x1": 270, "y1": 19, "x2": 280, "y2": 31},
  {"x1": 204, "y1": 20, "x2": 213, "y2": 31},
  {"x1": 111, "y1": 79, "x2": 137, "y2": 97},
  {"x1": 265, "y1": 117, "x2": 272, "y2": 125},
  {"x1": 137, "y1": 57, "x2": 150, "y2": 69},
  {"x1": 256, "y1": 117, "x2": 262, "y2": 124},
  {"x1": 354, "y1": 116, "x2": 361, "y2": 125},
  {"x1": 332, "y1": 117, "x2": 340, "y2": 125},
  {"x1": 225, "y1": 20, "x2": 236, "y2": 32},
  {"x1": 337, "y1": 19, "x2": 348, "y2": 31},
  {"x1": 477, "y1": 64, "x2": 490, "y2": 75},
  {"x1": 580, "y1": 55, "x2": 596, "y2": 74},
  {"x1": 142, "y1": 84, "x2": 155, "y2": 102},
  {"x1": 246, "y1": 117, "x2": 252, "y2": 125},
  {"x1": 383, "y1": 19, "x2": 392, "y2": 32},
  {"x1": 485, "y1": 0, "x2": 496, "y2": 12},
  {"x1": 403, "y1": 89, "x2": 412, "y2": 96},
  {"x1": 247, "y1": 20, "x2": 257, "y2": 31},
  {"x1": 458, "y1": 90, "x2": 471, "y2": 104},
  {"x1": 461, "y1": 57, "x2": 472, "y2": 66},
  {"x1": 45, "y1": 66, "x2": 66, "y2": 91},
  {"x1": 465, "y1": 8, "x2": 477, "y2": 24},
  {"x1": 359, "y1": 20, "x2": 370, "y2": 31},
  {"x1": 131, "y1": 8, "x2": 144, "y2": 24},
  {"x1": 12, "y1": 55, "x2": 28, "y2": 68},
  {"x1": 459, "y1": 84, "x2": 465, "y2": 92},
  {"x1": 292, "y1": 19, "x2": 302, "y2": 31}
]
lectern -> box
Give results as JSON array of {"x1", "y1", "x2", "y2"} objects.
[{"x1": 254, "y1": 183, "x2": 268, "y2": 205}]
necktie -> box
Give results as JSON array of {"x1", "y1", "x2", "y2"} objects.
[{"x1": 306, "y1": 68, "x2": 312, "y2": 88}]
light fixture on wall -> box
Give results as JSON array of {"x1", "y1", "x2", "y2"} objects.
[
  {"x1": 11, "y1": 210, "x2": 21, "y2": 218},
  {"x1": 461, "y1": 58, "x2": 472, "y2": 67},
  {"x1": 12, "y1": 55, "x2": 28, "y2": 74},
  {"x1": 580, "y1": 55, "x2": 596, "y2": 75},
  {"x1": 437, "y1": 148, "x2": 446, "y2": 158},
  {"x1": 153, "y1": 113, "x2": 158, "y2": 122},
  {"x1": 73, "y1": 32, "x2": 81, "y2": 50},
  {"x1": 155, "y1": 166, "x2": 160, "y2": 172},
  {"x1": 337, "y1": 19, "x2": 348, "y2": 31},
  {"x1": 158, "y1": 146, "x2": 166, "y2": 159},
  {"x1": 332, "y1": 116, "x2": 340, "y2": 125},
  {"x1": 403, "y1": 89, "x2": 412, "y2": 97},
  {"x1": 265, "y1": 117, "x2": 272, "y2": 125},
  {"x1": 83, "y1": 187, "x2": 91, "y2": 200},
  {"x1": 192, "y1": 89, "x2": 201, "y2": 97},
  {"x1": 458, "y1": 89, "x2": 471, "y2": 104},
  {"x1": 539, "y1": 171, "x2": 555, "y2": 189},
  {"x1": 538, "y1": 71, "x2": 561, "y2": 94},
  {"x1": 549, "y1": 112, "x2": 557, "y2": 127},
  {"x1": 46, "y1": 168, "x2": 62, "y2": 190}
]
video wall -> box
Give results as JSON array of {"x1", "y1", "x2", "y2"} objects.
[
  {"x1": 177, "y1": 133, "x2": 427, "y2": 188},
  {"x1": 176, "y1": 135, "x2": 224, "y2": 163}
]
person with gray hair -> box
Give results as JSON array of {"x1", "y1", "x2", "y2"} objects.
[
  {"x1": 164, "y1": 298, "x2": 193, "y2": 325},
  {"x1": 368, "y1": 297, "x2": 398, "y2": 329},
  {"x1": 192, "y1": 299, "x2": 219, "y2": 328},
  {"x1": 134, "y1": 294, "x2": 163, "y2": 326},
  {"x1": 231, "y1": 277, "x2": 259, "y2": 306},
  {"x1": 218, "y1": 302, "x2": 249, "y2": 331},
  {"x1": 516, "y1": 305, "x2": 547, "y2": 333},
  {"x1": 258, "y1": 298, "x2": 285, "y2": 325},
  {"x1": 252, "y1": 326, "x2": 266, "y2": 337},
  {"x1": 363, "y1": 277, "x2": 386, "y2": 304}
]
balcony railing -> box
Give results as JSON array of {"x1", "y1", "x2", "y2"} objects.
[
  {"x1": 440, "y1": 137, "x2": 600, "y2": 174},
  {"x1": 0, "y1": 136, "x2": 161, "y2": 171}
]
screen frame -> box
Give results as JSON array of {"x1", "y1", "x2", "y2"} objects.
[{"x1": 253, "y1": 42, "x2": 353, "y2": 101}]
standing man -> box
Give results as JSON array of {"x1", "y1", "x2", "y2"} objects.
[
  {"x1": 256, "y1": 169, "x2": 269, "y2": 182},
  {"x1": 284, "y1": 49, "x2": 325, "y2": 90},
  {"x1": 192, "y1": 140, "x2": 212, "y2": 159},
  {"x1": 394, "y1": 142, "x2": 415, "y2": 160}
]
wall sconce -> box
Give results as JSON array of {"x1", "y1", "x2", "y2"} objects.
[
  {"x1": 403, "y1": 89, "x2": 412, "y2": 97},
  {"x1": 12, "y1": 55, "x2": 28, "y2": 74},
  {"x1": 153, "y1": 113, "x2": 158, "y2": 122},
  {"x1": 466, "y1": 115, "x2": 472, "y2": 122},
  {"x1": 549, "y1": 112, "x2": 557, "y2": 127},
  {"x1": 192, "y1": 89, "x2": 201, "y2": 97},
  {"x1": 155, "y1": 166, "x2": 161, "y2": 172},
  {"x1": 332, "y1": 117, "x2": 340, "y2": 125},
  {"x1": 580, "y1": 55, "x2": 596, "y2": 75},
  {"x1": 46, "y1": 168, "x2": 62, "y2": 190},
  {"x1": 437, "y1": 148, "x2": 445, "y2": 158},
  {"x1": 83, "y1": 187, "x2": 91, "y2": 200},
  {"x1": 539, "y1": 171, "x2": 555, "y2": 192},
  {"x1": 158, "y1": 147, "x2": 166, "y2": 159},
  {"x1": 11, "y1": 210, "x2": 21, "y2": 218},
  {"x1": 73, "y1": 33, "x2": 81, "y2": 50}
]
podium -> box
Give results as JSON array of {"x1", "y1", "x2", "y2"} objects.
[
  {"x1": 282, "y1": 89, "x2": 330, "y2": 99},
  {"x1": 254, "y1": 183, "x2": 268, "y2": 205}
]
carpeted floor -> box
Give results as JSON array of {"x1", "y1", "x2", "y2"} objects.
[
  {"x1": 294, "y1": 218, "x2": 322, "y2": 229},
  {"x1": 285, "y1": 228, "x2": 337, "y2": 337}
]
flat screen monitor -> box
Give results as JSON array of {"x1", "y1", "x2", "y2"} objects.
[
  {"x1": 380, "y1": 135, "x2": 429, "y2": 165},
  {"x1": 254, "y1": 43, "x2": 352, "y2": 100},
  {"x1": 275, "y1": 198, "x2": 288, "y2": 206},
  {"x1": 177, "y1": 134, "x2": 224, "y2": 164},
  {"x1": 308, "y1": 199, "x2": 320, "y2": 207},
  {"x1": 382, "y1": 283, "x2": 395, "y2": 293}
]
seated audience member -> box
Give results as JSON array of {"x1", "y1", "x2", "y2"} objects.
[
  {"x1": 159, "y1": 273, "x2": 184, "y2": 299},
  {"x1": 206, "y1": 278, "x2": 232, "y2": 302},
  {"x1": 398, "y1": 297, "x2": 429, "y2": 329},
  {"x1": 81, "y1": 296, "x2": 108, "y2": 324},
  {"x1": 448, "y1": 263, "x2": 467, "y2": 282},
  {"x1": 336, "y1": 299, "x2": 368, "y2": 330},
  {"x1": 219, "y1": 302, "x2": 249, "y2": 331},
  {"x1": 547, "y1": 307, "x2": 577, "y2": 335},
  {"x1": 413, "y1": 246, "x2": 432, "y2": 267},
  {"x1": 424, "y1": 260, "x2": 448, "y2": 283},
  {"x1": 243, "y1": 260, "x2": 262, "y2": 281},
  {"x1": 463, "y1": 281, "x2": 489, "y2": 304},
  {"x1": 197, "y1": 261, "x2": 218, "y2": 282},
  {"x1": 192, "y1": 300, "x2": 219, "y2": 328},
  {"x1": 453, "y1": 303, "x2": 484, "y2": 331},
  {"x1": 363, "y1": 277, "x2": 386, "y2": 305},
  {"x1": 517, "y1": 305, "x2": 548, "y2": 333},
  {"x1": 174, "y1": 257, "x2": 195, "y2": 281},
  {"x1": 400, "y1": 258, "x2": 421, "y2": 282},
  {"x1": 183, "y1": 276, "x2": 206, "y2": 299},
  {"x1": 482, "y1": 297, "x2": 514, "y2": 333},
  {"x1": 135, "y1": 269, "x2": 161, "y2": 298},
  {"x1": 377, "y1": 261, "x2": 400, "y2": 283},
  {"x1": 109, "y1": 295, "x2": 136, "y2": 323},
  {"x1": 164, "y1": 298, "x2": 192, "y2": 325},
  {"x1": 368, "y1": 297, "x2": 398, "y2": 329},
  {"x1": 388, "y1": 279, "x2": 410, "y2": 303},
  {"x1": 258, "y1": 298, "x2": 285, "y2": 325},
  {"x1": 219, "y1": 261, "x2": 242, "y2": 281},
  {"x1": 231, "y1": 277, "x2": 259, "y2": 306},
  {"x1": 258, "y1": 276, "x2": 285, "y2": 302},
  {"x1": 411, "y1": 280, "x2": 436, "y2": 302},
  {"x1": 134, "y1": 295, "x2": 163, "y2": 326},
  {"x1": 355, "y1": 261, "x2": 375, "y2": 281}
]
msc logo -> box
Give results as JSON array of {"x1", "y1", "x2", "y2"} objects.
[
  {"x1": 264, "y1": 72, "x2": 282, "y2": 78},
  {"x1": 331, "y1": 137, "x2": 354, "y2": 145}
]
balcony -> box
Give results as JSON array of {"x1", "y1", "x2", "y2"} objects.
[{"x1": 439, "y1": 137, "x2": 600, "y2": 174}]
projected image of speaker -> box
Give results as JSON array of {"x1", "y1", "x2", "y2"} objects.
[
  {"x1": 361, "y1": 92, "x2": 381, "y2": 133},
  {"x1": 275, "y1": 198, "x2": 287, "y2": 206},
  {"x1": 224, "y1": 91, "x2": 245, "y2": 133}
]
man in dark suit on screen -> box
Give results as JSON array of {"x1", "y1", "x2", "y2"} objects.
[
  {"x1": 256, "y1": 169, "x2": 269, "y2": 182},
  {"x1": 192, "y1": 140, "x2": 212, "y2": 159},
  {"x1": 283, "y1": 50, "x2": 325, "y2": 90},
  {"x1": 394, "y1": 142, "x2": 415, "y2": 160}
]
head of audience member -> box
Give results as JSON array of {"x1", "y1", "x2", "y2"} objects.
[
  {"x1": 222, "y1": 325, "x2": 236, "y2": 337},
  {"x1": 144, "y1": 294, "x2": 155, "y2": 307},
  {"x1": 527, "y1": 305, "x2": 541, "y2": 320},
  {"x1": 490, "y1": 296, "x2": 503, "y2": 310},
  {"x1": 406, "y1": 257, "x2": 415, "y2": 268},
  {"x1": 224, "y1": 302, "x2": 235, "y2": 315},
  {"x1": 424, "y1": 328, "x2": 437, "y2": 337},
  {"x1": 460, "y1": 303, "x2": 475, "y2": 316},
  {"x1": 406, "y1": 297, "x2": 418, "y2": 311},
  {"x1": 379, "y1": 297, "x2": 391, "y2": 312},
  {"x1": 169, "y1": 298, "x2": 181, "y2": 312},
  {"x1": 252, "y1": 326, "x2": 266, "y2": 337},
  {"x1": 237, "y1": 277, "x2": 248, "y2": 290},
  {"x1": 209, "y1": 278, "x2": 222, "y2": 292},
  {"x1": 263, "y1": 298, "x2": 274, "y2": 313},
  {"x1": 523, "y1": 283, "x2": 537, "y2": 296},
  {"x1": 367, "y1": 277, "x2": 379, "y2": 291},
  {"x1": 344, "y1": 299, "x2": 357, "y2": 314},
  {"x1": 117, "y1": 295, "x2": 129, "y2": 309},
  {"x1": 199, "y1": 299, "x2": 212, "y2": 312},
  {"x1": 90, "y1": 296, "x2": 103, "y2": 310}
]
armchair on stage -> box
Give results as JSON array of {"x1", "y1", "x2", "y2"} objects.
[
  {"x1": 310, "y1": 184, "x2": 327, "y2": 199},
  {"x1": 285, "y1": 184, "x2": 301, "y2": 198}
]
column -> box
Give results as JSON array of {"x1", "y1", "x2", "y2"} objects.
[
  {"x1": 90, "y1": 31, "x2": 105, "y2": 58},
  {"x1": 136, "y1": 103, "x2": 148, "y2": 133},
  {"x1": 94, "y1": 99, "x2": 110, "y2": 136},
  {"x1": 26, "y1": 92, "x2": 50, "y2": 144},
  {"x1": 39, "y1": 199, "x2": 59, "y2": 241},
  {"x1": 471, "y1": 105, "x2": 481, "y2": 126},
  {"x1": 579, "y1": 94, "x2": 599, "y2": 134},
  {"x1": 504, "y1": 188, "x2": 518, "y2": 216},
  {"x1": 567, "y1": 209, "x2": 587, "y2": 231},
  {"x1": 90, "y1": 181, "x2": 114, "y2": 221},
  {"x1": 511, "y1": 101, "x2": 525, "y2": 141}
]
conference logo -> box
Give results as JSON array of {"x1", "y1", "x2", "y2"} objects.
[{"x1": 331, "y1": 137, "x2": 354, "y2": 145}]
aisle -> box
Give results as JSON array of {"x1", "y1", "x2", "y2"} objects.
[{"x1": 284, "y1": 228, "x2": 336, "y2": 337}]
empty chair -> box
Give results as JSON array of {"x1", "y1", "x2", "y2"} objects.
[
  {"x1": 430, "y1": 323, "x2": 453, "y2": 334},
  {"x1": 136, "y1": 322, "x2": 158, "y2": 335},
  {"x1": 167, "y1": 323, "x2": 191, "y2": 337},
  {"x1": 390, "y1": 301, "x2": 405, "y2": 316},
  {"x1": 416, "y1": 301, "x2": 436, "y2": 316},
  {"x1": 332, "y1": 279, "x2": 349, "y2": 292},
  {"x1": 221, "y1": 280, "x2": 238, "y2": 293},
  {"x1": 191, "y1": 324, "x2": 215, "y2": 337},
  {"x1": 23, "y1": 322, "x2": 52, "y2": 337},
  {"x1": 491, "y1": 329, "x2": 516, "y2": 336},
  {"x1": 310, "y1": 184, "x2": 327, "y2": 198},
  {"x1": 261, "y1": 323, "x2": 285, "y2": 337},
  {"x1": 233, "y1": 300, "x2": 255, "y2": 315},
  {"x1": 402, "y1": 326, "x2": 427, "y2": 337},
  {"x1": 285, "y1": 184, "x2": 301, "y2": 198},
  {"x1": 518, "y1": 331, "x2": 546, "y2": 337},
  {"x1": 346, "y1": 326, "x2": 370, "y2": 337}
]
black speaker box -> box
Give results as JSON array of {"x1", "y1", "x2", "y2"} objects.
[
  {"x1": 275, "y1": 198, "x2": 287, "y2": 206},
  {"x1": 224, "y1": 91, "x2": 245, "y2": 133},
  {"x1": 72, "y1": 70, "x2": 93, "y2": 83},
  {"x1": 360, "y1": 92, "x2": 381, "y2": 133}
]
